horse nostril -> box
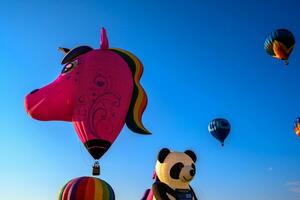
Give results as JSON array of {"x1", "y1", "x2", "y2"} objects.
[
  {"x1": 190, "y1": 169, "x2": 195, "y2": 176},
  {"x1": 30, "y1": 89, "x2": 39, "y2": 94}
]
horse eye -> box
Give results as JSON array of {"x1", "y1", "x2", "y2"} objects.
[{"x1": 61, "y1": 60, "x2": 78, "y2": 74}]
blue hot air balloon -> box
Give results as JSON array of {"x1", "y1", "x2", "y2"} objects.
[{"x1": 208, "y1": 118, "x2": 231, "y2": 146}]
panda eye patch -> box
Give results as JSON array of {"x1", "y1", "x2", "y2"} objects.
[
  {"x1": 192, "y1": 163, "x2": 195, "y2": 170},
  {"x1": 170, "y1": 162, "x2": 184, "y2": 179}
]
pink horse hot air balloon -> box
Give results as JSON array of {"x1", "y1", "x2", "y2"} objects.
[{"x1": 24, "y1": 28, "x2": 150, "y2": 174}]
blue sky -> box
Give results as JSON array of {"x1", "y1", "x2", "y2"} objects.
[{"x1": 0, "y1": 0, "x2": 300, "y2": 199}]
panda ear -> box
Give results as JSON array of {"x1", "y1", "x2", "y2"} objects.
[
  {"x1": 158, "y1": 148, "x2": 170, "y2": 163},
  {"x1": 185, "y1": 150, "x2": 197, "y2": 163}
]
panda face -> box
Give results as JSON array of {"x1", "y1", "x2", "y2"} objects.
[
  {"x1": 155, "y1": 148, "x2": 197, "y2": 189},
  {"x1": 170, "y1": 162, "x2": 196, "y2": 182}
]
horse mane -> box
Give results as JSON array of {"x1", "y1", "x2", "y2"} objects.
[{"x1": 110, "y1": 48, "x2": 151, "y2": 135}]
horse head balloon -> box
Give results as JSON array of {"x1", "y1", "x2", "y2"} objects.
[{"x1": 25, "y1": 28, "x2": 150, "y2": 174}]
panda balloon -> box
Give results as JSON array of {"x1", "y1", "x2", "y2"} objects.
[{"x1": 142, "y1": 148, "x2": 198, "y2": 200}]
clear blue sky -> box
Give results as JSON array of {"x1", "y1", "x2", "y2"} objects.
[{"x1": 0, "y1": 0, "x2": 300, "y2": 199}]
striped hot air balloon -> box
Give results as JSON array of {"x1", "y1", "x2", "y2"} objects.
[
  {"x1": 294, "y1": 117, "x2": 300, "y2": 137},
  {"x1": 58, "y1": 177, "x2": 115, "y2": 200},
  {"x1": 264, "y1": 29, "x2": 295, "y2": 65}
]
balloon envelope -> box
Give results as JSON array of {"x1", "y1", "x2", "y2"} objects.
[
  {"x1": 24, "y1": 28, "x2": 150, "y2": 160},
  {"x1": 208, "y1": 118, "x2": 231, "y2": 146},
  {"x1": 58, "y1": 177, "x2": 115, "y2": 200},
  {"x1": 294, "y1": 117, "x2": 300, "y2": 137},
  {"x1": 264, "y1": 29, "x2": 295, "y2": 64}
]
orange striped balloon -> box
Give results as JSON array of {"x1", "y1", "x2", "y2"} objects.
[
  {"x1": 294, "y1": 117, "x2": 300, "y2": 137},
  {"x1": 295, "y1": 127, "x2": 300, "y2": 137},
  {"x1": 58, "y1": 177, "x2": 115, "y2": 200}
]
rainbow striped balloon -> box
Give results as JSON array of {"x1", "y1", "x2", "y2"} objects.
[
  {"x1": 294, "y1": 117, "x2": 300, "y2": 137},
  {"x1": 58, "y1": 177, "x2": 115, "y2": 200}
]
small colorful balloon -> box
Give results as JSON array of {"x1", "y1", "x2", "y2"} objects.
[
  {"x1": 58, "y1": 177, "x2": 115, "y2": 200},
  {"x1": 294, "y1": 117, "x2": 300, "y2": 137},
  {"x1": 208, "y1": 118, "x2": 231, "y2": 146},
  {"x1": 264, "y1": 29, "x2": 295, "y2": 65}
]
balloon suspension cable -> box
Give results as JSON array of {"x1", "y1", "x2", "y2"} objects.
[
  {"x1": 92, "y1": 160, "x2": 100, "y2": 176},
  {"x1": 79, "y1": 143, "x2": 92, "y2": 167}
]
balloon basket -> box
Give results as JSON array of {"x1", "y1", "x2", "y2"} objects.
[
  {"x1": 285, "y1": 60, "x2": 289, "y2": 65},
  {"x1": 92, "y1": 161, "x2": 100, "y2": 176}
]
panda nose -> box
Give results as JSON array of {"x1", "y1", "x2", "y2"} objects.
[{"x1": 190, "y1": 169, "x2": 195, "y2": 177}]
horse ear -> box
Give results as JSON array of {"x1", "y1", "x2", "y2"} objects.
[
  {"x1": 100, "y1": 27, "x2": 109, "y2": 49},
  {"x1": 58, "y1": 47, "x2": 70, "y2": 55}
]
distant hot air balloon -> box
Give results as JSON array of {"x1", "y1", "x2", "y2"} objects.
[
  {"x1": 58, "y1": 177, "x2": 115, "y2": 200},
  {"x1": 294, "y1": 117, "x2": 300, "y2": 137},
  {"x1": 24, "y1": 28, "x2": 150, "y2": 175},
  {"x1": 208, "y1": 118, "x2": 231, "y2": 146},
  {"x1": 264, "y1": 29, "x2": 295, "y2": 65}
]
